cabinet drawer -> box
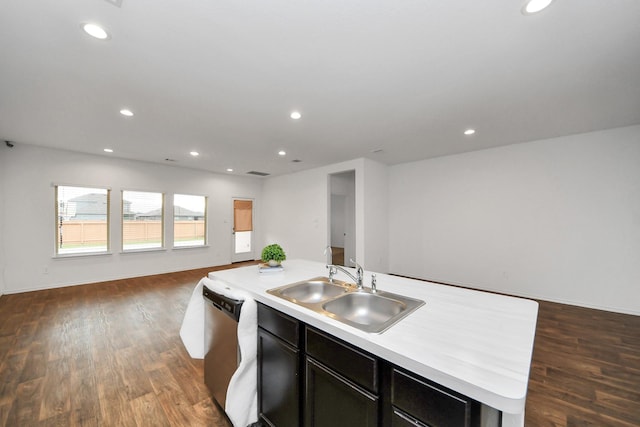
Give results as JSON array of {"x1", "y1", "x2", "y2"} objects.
[
  {"x1": 391, "y1": 409, "x2": 428, "y2": 427},
  {"x1": 258, "y1": 303, "x2": 300, "y2": 347},
  {"x1": 305, "y1": 327, "x2": 378, "y2": 393},
  {"x1": 392, "y1": 369, "x2": 478, "y2": 427}
]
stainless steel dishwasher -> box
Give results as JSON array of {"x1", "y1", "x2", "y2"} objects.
[{"x1": 203, "y1": 284, "x2": 244, "y2": 412}]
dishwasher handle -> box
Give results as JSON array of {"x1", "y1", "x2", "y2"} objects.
[{"x1": 203, "y1": 285, "x2": 243, "y2": 322}]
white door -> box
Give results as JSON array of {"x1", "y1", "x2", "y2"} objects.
[{"x1": 232, "y1": 199, "x2": 255, "y2": 262}]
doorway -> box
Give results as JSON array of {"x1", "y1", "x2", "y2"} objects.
[
  {"x1": 329, "y1": 171, "x2": 355, "y2": 267},
  {"x1": 232, "y1": 198, "x2": 254, "y2": 262}
]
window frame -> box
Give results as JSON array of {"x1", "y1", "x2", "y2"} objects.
[
  {"x1": 54, "y1": 184, "x2": 111, "y2": 257},
  {"x1": 173, "y1": 193, "x2": 208, "y2": 248},
  {"x1": 121, "y1": 189, "x2": 165, "y2": 253}
]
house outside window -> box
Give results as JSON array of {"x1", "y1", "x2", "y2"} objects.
[
  {"x1": 122, "y1": 190, "x2": 164, "y2": 251},
  {"x1": 55, "y1": 185, "x2": 110, "y2": 255},
  {"x1": 173, "y1": 194, "x2": 207, "y2": 247}
]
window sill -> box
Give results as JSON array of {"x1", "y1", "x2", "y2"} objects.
[
  {"x1": 53, "y1": 251, "x2": 113, "y2": 259},
  {"x1": 121, "y1": 247, "x2": 167, "y2": 254},
  {"x1": 173, "y1": 244, "x2": 209, "y2": 250}
]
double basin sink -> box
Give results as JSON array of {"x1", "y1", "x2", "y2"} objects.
[{"x1": 267, "y1": 276, "x2": 425, "y2": 333}]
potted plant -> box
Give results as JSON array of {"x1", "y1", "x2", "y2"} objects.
[{"x1": 261, "y1": 243, "x2": 286, "y2": 266}]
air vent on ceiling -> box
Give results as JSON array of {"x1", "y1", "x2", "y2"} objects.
[
  {"x1": 165, "y1": 158, "x2": 177, "y2": 162},
  {"x1": 291, "y1": 159, "x2": 302, "y2": 163},
  {"x1": 246, "y1": 171, "x2": 270, "y2": 176}
]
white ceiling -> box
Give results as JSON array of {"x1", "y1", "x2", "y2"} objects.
[{"x1": 1, "y1": 0, "x2": 639, "y2": 177}]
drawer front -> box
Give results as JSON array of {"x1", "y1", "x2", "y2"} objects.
[
  {"x1": 305, "y1": 327, "x2": 378, "y2": 393},
  {"x1": 391, "y1": 409, "x2": 429, "y2": 427},
  {"x1": 258, "y1": 303, "x2": 299, "y2": 347},
  {"x1": 392, "y1": 369, "x2": 475, "y2": 427}
]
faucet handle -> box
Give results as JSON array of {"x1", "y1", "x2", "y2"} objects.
[
  {"x1": 349, "y1": 258, "x2": 364, "y2": 288},
  {"x1": 349, "y1": 258, "x2": 363, "y2": 274},
  {"x1": 371, "y1": 274, "x2": 377, "y2": 293},
  {"x1": 326, "y1": 264, "x2": 337, "y2": 282}
]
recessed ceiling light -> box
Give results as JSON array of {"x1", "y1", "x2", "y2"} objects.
[
  {"x1": 278, "y1": 150, "x2": 287, "y2": 156},
  {"x1": 103, "y1": 148, "x2": 113, "y2": 153},
  {"x1": 226, "y1": 168, "x2": 234, "y2": 172},
  {"x1": 120, "y1": 109, "x2": 134, "y2": 117},
  {"x1": 82, "y1": 23, "x2": 109, "y2": 40},
  {"x1": 190, "y1": 151, "x2": 200, "y2": 157},
  {"x1": 522, "y1": 0, "x2": 554, "y2": 15},
  {"x1": 464, "y1": 129, "x2": 476, "y2": 136},
  {"x1": 290, "y1": 111, "x2": 302, "y2": 120}
]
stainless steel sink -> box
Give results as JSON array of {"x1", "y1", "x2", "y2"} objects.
[
  {"x1": 323, "y1": 292, "x2": 405, "y2": 325},
  {"x1": 276, "y1": 277, "x2": 350, "y2": 304},
  {"x1": 267, "y1": 276, "x2": 425, "y2": 333}
]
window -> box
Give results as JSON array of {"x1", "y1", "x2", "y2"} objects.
[
  {"x1": 173, "y1": 194, "x2": 207, "y2": 247},
  {"x1": 122, "y1": 190, "x2": 164, "y2": 251},
  {"x1": 55, "y1": 185, "x2": 110, "y2": 255}
]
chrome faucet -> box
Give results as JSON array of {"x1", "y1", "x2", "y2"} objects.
[
  {"x1": 326, "y1": 255, "x2": 364, "y2": 290},
  {"x1": 324, "y1": 246, "x2": 338, "y2": 283}
]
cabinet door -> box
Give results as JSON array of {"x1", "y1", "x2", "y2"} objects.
[
  {"x1": 258, "y1": 328, "x2": 300, "y2": 427},
  {"x1": 392, "y1": 369, "x2": 479, "y2": 427},
  {"x1": 305, "y1": 357, "x2": 378, "y2": 427}
]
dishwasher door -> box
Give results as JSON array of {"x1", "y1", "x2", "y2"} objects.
[{"x1": 203, "y1": 285, "x2": 244, "y2": 411}]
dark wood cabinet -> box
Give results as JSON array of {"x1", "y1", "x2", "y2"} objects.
[
  {"x1": 256, "y1": 303, "x2": 495, "y2": 427},
  {"x1": 305, "y1": 327, "x2": 378, "y2": 393},
  {"x1": 305, "y1": 357, "x2": 378, "y2": 427},
  {"x1": 391, "y1": 368, "x2": 481, "y2": 427},
  {"x1": 257, "y1": 304, "x2": 302, "y2": 427},
  {"x1": 305, "y1": 327, "x2": 379, "y2": 427},
  {"x1": 391, "y1": 409, "x2": 429, "y2": 427}
]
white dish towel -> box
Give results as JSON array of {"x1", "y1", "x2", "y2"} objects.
[
  {"x1": 179, "y1": 276, "x2": 258, "y2": 427},
  {"x1": 179, "y1": 278, "x2": 207, "y2": 359}
]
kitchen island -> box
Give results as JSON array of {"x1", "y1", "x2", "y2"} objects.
[{"x1": 210, "y1": 259, "x2": 538, "y2": 427}]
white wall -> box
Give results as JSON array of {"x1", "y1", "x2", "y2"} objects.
[
  {"x1": 5, "y1": 126, "x2": 638, "y2": 315},
  {"x1": 362, "y1": 158, "x2": 389, "y2": 273},
  {"x1": 261, "y1": 159, "x2": 360, "y2": 264},
  {"x1": 2, "y1": 144, "x2": 263, "y2": 294},
  {"x1": 262, "y1": 158, "x2": 389, "y2": 272},
  {"x1": 388, "y1": 125, "x2": 640, "y2": 315},
  {"x1": 330, "y1": 194, "x2": 346, "y2": 247},
  {"x1": 0, "y1": 144, "x2": 6, "y2": 296}
]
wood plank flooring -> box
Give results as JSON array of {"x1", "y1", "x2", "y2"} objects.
[
  {"x1": 526, "y1": 301, "x2": 640, "y2": 426},
  {"x1": 0, "y1": 263, "x2": 256, "y2": 427},
  {"x1": 1, "y1": 263, "x2": 639, "y2": 426}
]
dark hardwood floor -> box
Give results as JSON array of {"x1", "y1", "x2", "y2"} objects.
[
  {"x1": 0, "y1": 263, "x2": 638, "y2": 426},
  {"x1": 0, "y1": 262, "x2": 256, "y2": 427},
  {"x1": 526, "y1": 301, "x2": 640, "y2": 426}
]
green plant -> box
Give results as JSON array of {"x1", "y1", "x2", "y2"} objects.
[{"x1": 261, "y1": 243, "x2": 286, "y2": 262}]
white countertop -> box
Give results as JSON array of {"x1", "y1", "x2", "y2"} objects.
[{"x1": 210, "y1": 259, "x2": 538, "y2": 419}]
